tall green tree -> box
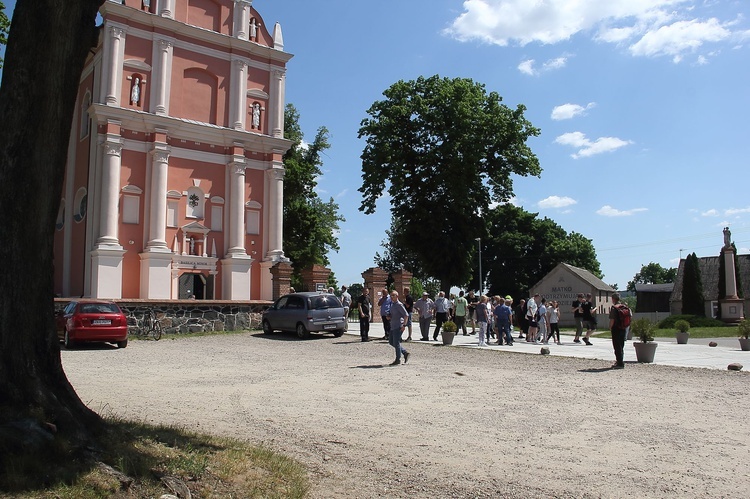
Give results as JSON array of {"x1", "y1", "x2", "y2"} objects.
[
  {"x1": 0, "y1": 0, "x2": 105, "y2": 457},
  {"x1": 358, "y1": 75, "x2": 541, "y2": 292},
  {"x1": 481, "y1": 204, "x2": 600, "y2": 299},
  {"x1": 0, "y1": 2, "x2": 9, "y2": 69},
  {"x1": 626, "y1": 262, "x2": 677, "y2": 292},
  {"x1": 283, "y1": 104, "x2": 344, "y2": 287},
  {"x1": 681, "y1": 252, "x2": 705, "y2": 316}
]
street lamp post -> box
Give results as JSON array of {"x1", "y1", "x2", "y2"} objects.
[{"x1": 475, "y1": 237, "x2": 482, "y2": 294}]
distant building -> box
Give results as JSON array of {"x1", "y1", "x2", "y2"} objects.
[
  {"x1": 531, "y1": 263, "x2": 615, "y2": 327},
  {"x1": 670, "y1": 255, "x2": 750, "y2": 317},
  {"x1": 634, "y1": 283, "x2": 674, "y2": 313},
  {"x1": 54, "y1": 0, "x2": 292, "y2": 300}
]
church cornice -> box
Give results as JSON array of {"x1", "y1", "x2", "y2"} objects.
[
  {"x1": 89, "y1": 103, "x2": 292, "y2": 155},
  {"x1": 100, "y1": 2, "x2": 293, "y2": 66}
]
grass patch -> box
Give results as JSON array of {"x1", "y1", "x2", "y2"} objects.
[
  {"x1": 0, "y1": 417, "x2": 309, "y2": 498},
  {"x1": 592, "y1": 326, "x2": 740, "y2": 339}
]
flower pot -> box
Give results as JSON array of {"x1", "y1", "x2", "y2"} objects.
[
  {"x1": 633, "y1": 341, "x2": 657, "y2": 363},
  {"x1": 675, "y1": 332, "x2": 689, "y2": 344},
  {"x1": 442, "y1": 331, "x2": 455, "y2": 345},
  {"x1": 739, "y1": 338, "x2": 750, "y2": 351}
]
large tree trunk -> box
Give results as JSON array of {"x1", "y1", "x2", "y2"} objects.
[{"x1": 0, "y1": 0, "x2": 105, "y2": 451}]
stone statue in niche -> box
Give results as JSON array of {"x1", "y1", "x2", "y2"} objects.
[
  {"x1": 252, "y1": 102, "x2": 261, "y2": 129},
  {"x1": 250, "y1": 18, "x2": 261, "y2": 40},
  {"x1": 130, "y1": 77, "x2": 141, "y2": 105}
]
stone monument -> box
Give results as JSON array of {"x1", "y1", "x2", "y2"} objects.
[{"x1": 719, "y1": 227, "x2": 744, "y2": 323}]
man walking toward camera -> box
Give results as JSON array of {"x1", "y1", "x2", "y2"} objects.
[
  {"x1": 609, "y1": 293, "x2": 628, "y2": 369},
  {"x1": 387, "y1": 291, "x2": 411, "y2": 365}
]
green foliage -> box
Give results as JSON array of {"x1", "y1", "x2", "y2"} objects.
[
  {"x1": 631, "y1": 318, "x2": 656, "y2": 343},
  {"x1": 674, "y1": 319, "x2": 691, "y2": 333},
  {"x1": 681, "y1": 253, "x2": 705, "y2": 316},
  {"x1": 657, "y1": 314, "x2": 725, "y2": 329},
  {"x1": 283, "y1": 104, "x2": 344, "y2": 282},
  {"x1": 358, "y1": 75, "x2": 541, "y2": 291},
  {"x1": 481, "y1": 204, "x2": 601, "y2": 300},
  {"x1": 441, "y1": 320, "x2": 458, "y2": 333},
  {"x1": 738, "y1": 319, "x2": 750, "y2": 339},
  {"x1": 0, "y1": 2, "x2": 9, "y2": 71},
  {"x1": 626, "y1": 262, "x2": 677, "y2": 292}
]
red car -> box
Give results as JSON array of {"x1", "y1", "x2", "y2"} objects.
[{"x1": 56, "y1": 300, "x2": 129, "y2": 349}]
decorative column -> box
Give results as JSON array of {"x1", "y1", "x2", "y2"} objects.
[
  {"x1": 230, "y1": 59, "x2": 248, "y2": 130},
  {"x1": 139, "y1": 138, "x2": 173, "y2": 299},
  {"x1": 97, "y1": 136, "x2": 124, "y2": 249},
  {"x1": 153, "y1": 39, "x2": 173, "y2": 116},
  {"x1": 105, "y1": 26, "x2": 126, "y2": 106},
  {"x1": 719, "y1": 227, "x2": 744, "y2": 323},
  {"x1": 158, "y1": 0, "x2": 175, "y2": 18},
  {"x1": 270, "y1": 261, "x2": 293, "y2": 300},
  {"x1": 299, "y1": 265, "x2": 331, "y2": 292},
  {"x1": 146, "y1": 144, "x2": 170, "y2": 251},
  {"x1": 221, "y1": 149, "x2": 254, "y2": 300},
  {"x1": 269, "y1": 69, "x2": 286, "y2": 138},
  {"x1": 90, "y1": 132, "x2": 126, "y2": 299},
  {"x1": 227, "y1": 157, "x2": 247, "y2": 256},
  {"x1": 265, "y1": 161, "x2": 285, "y2": 260},
  {"x1": 362, "y1": 267, "x2": 389, "y2": 323},
  {"x1": 232, "y1": 0, "x2": 252, "y2": 40},
  {"x1": 392, "y1": 268, "x2": 413, "y2": 297}
]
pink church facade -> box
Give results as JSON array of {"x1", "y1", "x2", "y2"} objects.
[{"x1": 54, "y1": 0, "x2": 292, "y2": 301}]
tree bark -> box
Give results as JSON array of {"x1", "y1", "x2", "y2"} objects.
[{"x1": 0, "y1": 0, "x2": 105, "y2": 450}]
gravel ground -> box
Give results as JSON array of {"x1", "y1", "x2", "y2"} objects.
[{"x1": 62, "y1": 332, "x2": 750, "y2": 498}]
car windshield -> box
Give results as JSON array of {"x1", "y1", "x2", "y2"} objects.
[
  {"x1": 309, "y1": 295, "x2": 342, "y2": 310},
  {"x1": 79, "y1": 303, "x2": 120, "y2": 314}
]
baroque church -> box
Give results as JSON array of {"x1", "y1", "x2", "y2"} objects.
[{"x1": 54, "y1": 0, "x2": 292, "y2": 301}]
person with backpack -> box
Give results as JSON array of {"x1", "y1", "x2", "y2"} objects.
[{"x1": 609, "y1": 293, "x2": 631, "y2": 369}]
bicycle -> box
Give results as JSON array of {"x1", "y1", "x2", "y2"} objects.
[{"x1": 139, "y1": 309, "x2": 162, "y2": 341}]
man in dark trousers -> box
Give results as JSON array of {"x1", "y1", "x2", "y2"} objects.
[
  {"x1": 609, "y1": 293, "x2": 627, "y2": 369},
  {"x1": 357, "y1": 287, "x2": 371, "y2": 342}
]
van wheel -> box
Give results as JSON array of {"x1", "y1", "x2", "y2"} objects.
[
  {"x1": 263, "y1": 320, "x2": 273, "y2": 334},
  {"x1": 296, "y1": 324, "x2": 310, "y2": 339},
  {"x1": 333, "y1": 330, "x2": 344, "y2": 338}
]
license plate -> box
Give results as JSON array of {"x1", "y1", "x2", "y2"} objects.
[
  {"x1": 323, "y1": 324, "x2": 336, "y2": 330},
  {"x1": 92, "y1": 319, "x2": 111, "y2": 325}
]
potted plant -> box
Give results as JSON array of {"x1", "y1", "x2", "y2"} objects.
[
  {"x1": 738, "y1": 319, "x2": 750, "y2": 351},
  {"x1": 441, "y1": 320, "x2": 458, "y2": 345},
  {"x1": 674, "y1": 319, "x2": 690, "y2": 344},
  {"x1": 631, "y1": 318, "x2": 658, "y2": 363}
]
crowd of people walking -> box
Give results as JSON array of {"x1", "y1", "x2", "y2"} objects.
[{"x1": 348, "y1": 285, "x2": 629, "y2": 369}]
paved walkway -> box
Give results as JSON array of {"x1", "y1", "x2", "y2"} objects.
[{"x1": 345, "y1": 321, "x2": 749, "y2": 370}]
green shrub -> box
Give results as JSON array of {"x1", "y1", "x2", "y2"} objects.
[
  {"x1": 658, "y1": 314, "x2": 727, "y2": 329},
  {"x1": 739, "y1": 319, "x2": 750, "y2": 339},
  {"x1": 631, "y1": 318, "x2": 656, "y2": 343},
  {"x1": 674, "y1": 319, "x2": 691, "y2": 333}
]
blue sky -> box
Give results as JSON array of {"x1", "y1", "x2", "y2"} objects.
[{"x1": 3, "y1": 1, "x2": 750, "y2": 290}]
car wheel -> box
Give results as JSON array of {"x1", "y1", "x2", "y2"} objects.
[
  {"x1": 64, "y1": 330, "x2": 75, "y2": 349},
  {"x1": 262, "y1": 320, "x2": 273, "y2": 334},
  {"x1": 333, "y1": 330, "x2": 344, "y2": 338},
  {"x1": 296, "y1": 323, "x2": 310, "y2": 339},
  {"x1": 117, "y1": 339, "x2": 128, "y2": 348}
]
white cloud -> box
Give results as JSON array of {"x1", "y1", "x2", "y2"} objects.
[
  {"x1": 445, "y1": 0, "x2": 745, "y2": 62},
  {"x1": 551, "y1": 102, "x2": 596, "y2": 120},
  {"x1": 725, "y1": 207, "x2": 750, "y2": 216},
  {"x1": 597, "y1": 205, "x2": 648, "y2": 217},
  {"x1": 517, "y1": 56, "x2": 567, "y2": 75},
  {"x1": 538, "y1": 196, "x2": 578, "y2": 209},
  {"x1": 629, "y1": 18, "x2": 731, "y2": 59},
  {"x1": 555, "y1": 131, "x2": 633, "y2": 158},
  {"x1": 336, "y1": 189, "x2": 349, "y2": 199},
  {"x1": 701, "y1": 209, "x2": 719, "y2": 217},
  {"x1": 517, "y1": 59, "x2": 536, "y2": 75}
]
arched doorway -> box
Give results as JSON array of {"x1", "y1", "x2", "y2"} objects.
[{"x1": 178, "y1": 272, "x2": 213, "y2": 299}]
